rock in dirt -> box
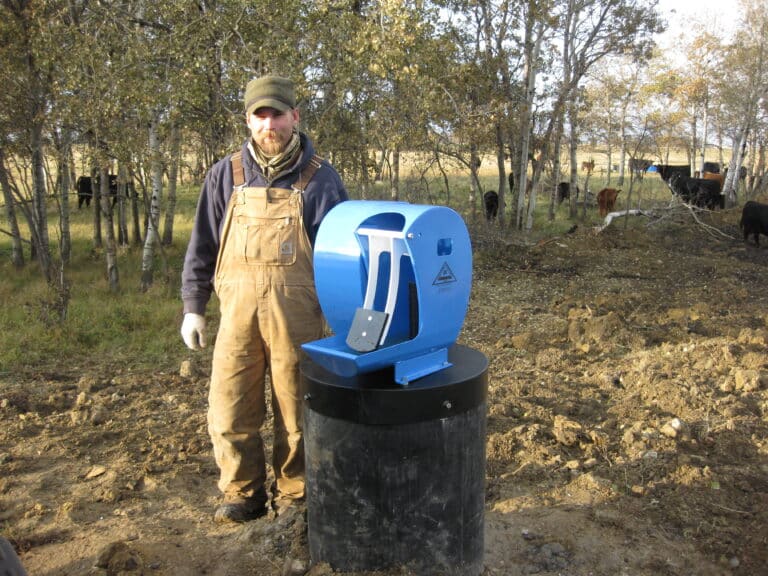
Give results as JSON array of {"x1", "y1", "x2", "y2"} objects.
[
  {"x1": 552, "y1": 415, "x2": 583, "y2": 446},
  {"x1": 77, "y1": 375, "x2": 99, "y2": 393},
  {"x1": 661, "y1": 417, "x2": 684, "y2": 438},
  {"x1": 180, "y1": 359, "x2": 205, "y2": 379},
  {"x1": 95, "y1": 541, "x2": 142, "y2": 573},
  {"x1": 737, "y1": 328, "x2": 768, "y2": 346},
  {"x1": 282, "y1": 556, "x2": 308, "y2": 576},
  {"x1": 179, "y1": 360, "x2": 195, "y2": 378},
  {"x1": 84, "y1": 465, "x2": 107, "y2": 479},
  {"x1": 733, "y1": 369, "x2": 765, "y2": 392},
  {"x1": 90, "y1": 405, "x2": 109, "y2": 425}
]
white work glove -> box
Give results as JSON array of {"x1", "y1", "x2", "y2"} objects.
[{"x1": 181, "y1": 313, "x2": 207, "y2": 350}]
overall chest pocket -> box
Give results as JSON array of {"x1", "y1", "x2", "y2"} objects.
[{"x1": 233, "y1": 213, "x2": 298, "y2": 265}]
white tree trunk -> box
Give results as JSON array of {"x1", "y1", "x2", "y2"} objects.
[
  {"x1": 100, "y1": 165, "x2": 120, "y2": 292},
  {"x1": 141, "y1": 112, "x2": 163, "y2": 291},
  {"x1": 58, "y1": 129, "x2": 73, "y2": 264},
  {"x1": 618, "y1": 121, "x2": 627, "y2": 186},
  {"x1": 549, "y1": 118, "x2": 563, "y2": 221},
  {"x1": 724, "y1": 127, "x2": 749, "y2": 206},
  {"x1": 163, "y1": 123, "x2": 180, "y2": 246},
  {"x1": 31, "y1": 123, "x2": 53, "y2": 281},
  {"x1": 516, "y1": 19, "x2": 542, "y2": 230},
  {"x1": 699, "y1": 91, "x2": 709, "y2": 175}
]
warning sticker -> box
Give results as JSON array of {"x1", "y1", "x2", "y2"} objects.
[{"x1": 433, "y1": 262, "x2": 457, "y2": 285}]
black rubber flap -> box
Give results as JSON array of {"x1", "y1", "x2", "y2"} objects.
[
  {"x1": 345, "y1": 308, "x2": 388, "y2": 352},
  {"x1": 301, "y1": 344, "x2": 488, "y2": 425}
]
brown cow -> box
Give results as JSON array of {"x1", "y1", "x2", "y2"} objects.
[
  {"x1": 581, "y1": 159, "x2": 595, "y2": 173},
  {"x1": 597, "y1": 187, "x2": 621, "y2": 217},
  {"x1": 703, "y1": 171, "x2": 725, "y2": 192}
]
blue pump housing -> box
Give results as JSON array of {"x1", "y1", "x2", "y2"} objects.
[{"x1": 301, "y1": 200, "x2": 472, "y2": 385}]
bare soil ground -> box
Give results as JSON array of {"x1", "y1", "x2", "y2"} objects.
[{"x1": 2, "y1": 202, "x2": 768, "y2": 576}]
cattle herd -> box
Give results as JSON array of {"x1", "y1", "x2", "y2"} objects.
[
  {"x1": 75, "y1": 174, "x2": 135, "y2": 209},
  {"x1": 654, "y1": 164, "x2": 724, "y2": 210},
  {"x1": 667, "y1": 172, "x2": 724, "y2": 210},
  {"x1": 481, "y1": 161, "x2": 767, "y2": 248}
]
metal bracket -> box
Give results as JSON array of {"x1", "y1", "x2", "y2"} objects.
[{"x1": 349, "y1": 227, "x2": 409, "y2": 348}]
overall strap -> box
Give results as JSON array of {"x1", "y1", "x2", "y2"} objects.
[
  {"x1": 293, "y1": 155, "x2": 323, "y2": 192},
  {"x1": 230, "y1": 151, "x2": 322, "y2": 190},
  {"x1": 230, "y1": 151, "x2": 245, "y2": 187}
]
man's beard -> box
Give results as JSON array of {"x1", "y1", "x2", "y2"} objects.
[{"x1": 257, "y1": 130, "x2": 289, "y2": 156}]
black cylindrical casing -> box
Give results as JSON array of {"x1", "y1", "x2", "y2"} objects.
[{"x1": 302, "y1": 345, "x2": 488, "y2": 576}]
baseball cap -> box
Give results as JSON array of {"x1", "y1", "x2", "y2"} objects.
[{"x1": 244, "y1": 75, "x2": 296, "y2": 116}]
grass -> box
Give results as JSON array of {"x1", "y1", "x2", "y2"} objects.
[
  {"x1": 0, "y1": 187, "x2": 200, "y2": 378},
  {"x1": 0, "y1": 169, "x2": 678, "y2": 377}
]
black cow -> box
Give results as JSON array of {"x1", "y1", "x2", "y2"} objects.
[
  {"x1": 76, "y1": 174, "x2": 120, "y2": 209},
  {"x1": 656, "y1": 164, "x2": 691, "y2": 183},
  {"x1": 703, "y1": 161, "x2": 720, "y2": 174},
  {"x1": 76, "y1": 176, "x2": 93, "y2": 208},
  {"x1": 555, "y1": 182, "x2": 580, "y2": 205},
  {"x1": 668, "y1": 172, "x2": 724, "y2": 209},
  {"x1": 483, "y1": 190, "x2": 499, "y2": 222},
  {"x1": 739, "y1": 201, "x2": 768, "y2": 246}
]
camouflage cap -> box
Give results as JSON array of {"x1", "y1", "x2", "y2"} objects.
[{"x1": 244, "y1": 76, "x2": 296, "y2": 116}]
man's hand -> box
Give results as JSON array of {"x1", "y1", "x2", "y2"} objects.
[{"x1": 181, "y1": 313, "x2": 207, "y2": 350}]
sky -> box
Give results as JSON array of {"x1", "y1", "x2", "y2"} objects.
[{"x1": 654, "y1": 0, "x2": 740, "y2": 50}]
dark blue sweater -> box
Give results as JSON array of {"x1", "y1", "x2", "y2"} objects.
[{"x1": 181, "y1": 134, "x2": 348, "y2": 315}]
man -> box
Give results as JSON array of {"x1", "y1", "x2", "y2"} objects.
[{"x1": 180, "y1": 75, "x2": 348, "y2": 523}]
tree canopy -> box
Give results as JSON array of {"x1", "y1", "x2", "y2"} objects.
[{"x1": 1, "y1": 0, "x2": 767, "y2": 278}]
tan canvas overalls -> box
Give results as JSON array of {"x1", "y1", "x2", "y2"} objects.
[{"x1": 208, "y1": 152, "x2": 323, "y2": 502}]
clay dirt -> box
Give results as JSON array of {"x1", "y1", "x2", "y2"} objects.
[{"x1": 2, "y1": 203, "x2": 768, "y2": 576}]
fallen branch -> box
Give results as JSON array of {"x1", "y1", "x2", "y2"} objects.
[
  {"x1": 680, "y1": 202, "x2": 737, "y2": 240},
  {"x1": 601, "y1": 204, "x2": 739, "y2": 241},
  {"x1": 597, "y1": 209, "x2": 654, "y2": 231}
]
